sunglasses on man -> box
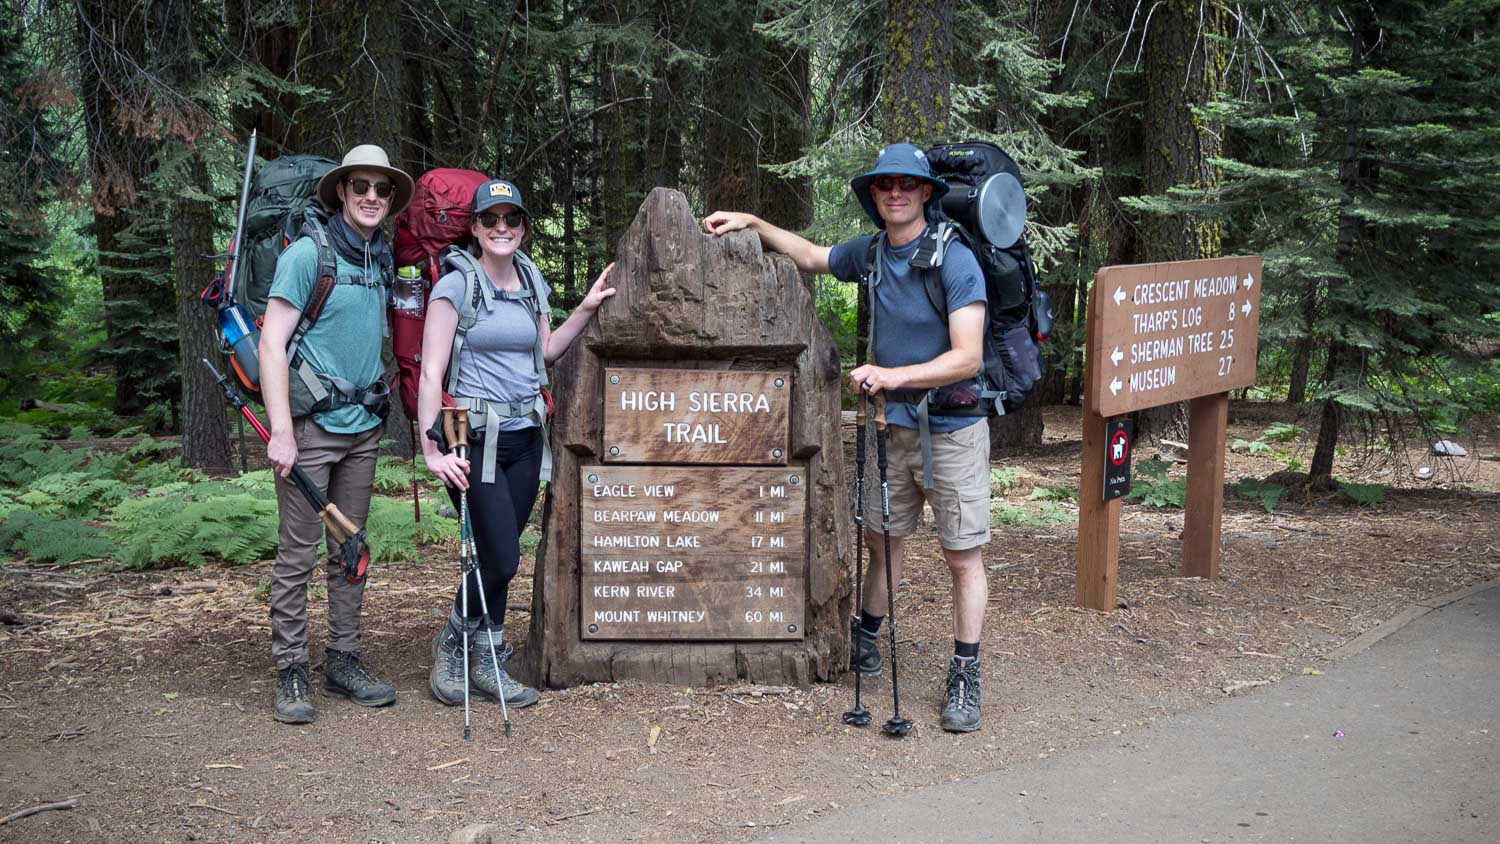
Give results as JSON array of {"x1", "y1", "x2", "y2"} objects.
[
  {"x1": 476, "y1": 211, "x2": 526, "y2": 230},
  {"x1": 871, "y1": 175, "x2": 923, "y2": 192},
  {"x1": 345, "y1": 178, "x2": 394, "y2": 199}
]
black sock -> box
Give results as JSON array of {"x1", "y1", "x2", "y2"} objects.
[
  {"x1": 954, "y1": 640, "x2": 979, "y2": 659},
  {"x1": 859, "y1": 612, "x2": 884, "y2": 638}
]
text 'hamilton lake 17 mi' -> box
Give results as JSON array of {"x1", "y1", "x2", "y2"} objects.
[
  {"x1": 580, "y1": 466, "x2": 805, "y2": 640},
  {"x1": 1091, "y1": 256, "x2": 1264, "y2": 416}
]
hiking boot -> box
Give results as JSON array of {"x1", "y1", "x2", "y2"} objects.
[
  {"x1": 471, "y1": 626, "x2": 539, "y2": 708},
  {"x1": 322, "y1": 649, "x2": 396, "y2": 707},
  {"x1": 429, "y1": 617, "x2": 471, "y2": 706},
  {"x1": 273, "y1": 663, "x2": 316, "y2": 724},
  {"x1": 940, "y1": 655, "x2": 982, "y2": 733},
  {"x1": 849, "y1": 617, "x2": 882, "y2": 676}
]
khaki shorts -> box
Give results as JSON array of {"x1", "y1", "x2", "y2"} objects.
[{"x1": 857, "y1": 420, "x2": 991, "y2": 550}]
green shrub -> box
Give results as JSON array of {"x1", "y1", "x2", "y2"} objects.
[
  {"x1": 1128, "y1": 458, "x2": 1186, "y2": 508},
  {"x1": 110, "y1": 481, "x2": 280, "y2": 568},
  {"x1": 989, "y1": 467, "x2": 1021, "y2": 495},
  {"x1": 1232, "y1": 477, "x2": 1285, "y2": 513},
  {"x1": 1337, "y1": 481, "x2": 1385, "y2": 507},
  {"x1": 1027, "y1": 485, "x2": 1077, "y2": 502},
  {"x1": 1264, "y1": 422, "x2": 1301, "y2": 443},
  {"x1": 364, "y1": 494, "x2": 459, "y2": 564},
  {"x1": 0, "y1": 508, "x2": 114, "y2": 564}
]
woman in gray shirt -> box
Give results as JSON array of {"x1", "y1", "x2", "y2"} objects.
[{"x1": 418, "y1": 178, "x2": 614, "y2": 709}]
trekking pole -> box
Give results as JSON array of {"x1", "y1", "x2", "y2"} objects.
[
  {"x1": 874, "y1": 395, "x2": 912, "y2": 738},
  {"x1": 202, "y1": 359, "x2": 371, "y2": 585},
  {"x1": 841, "y1": 390, "x2": 872, "y2": 728},
  {"x1": 442, "y1": 408, "x2": 477, "y2": 741}
]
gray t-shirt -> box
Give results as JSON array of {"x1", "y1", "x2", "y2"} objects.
[
  {"x1": 431, "y1": 264, "x2": 553, "y2": 431},
  {"x1": 827, "y1": 233, "x2": 986, "y2": 432}
]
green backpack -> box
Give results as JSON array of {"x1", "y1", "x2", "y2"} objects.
[{"x1": 237, "y1": 155, "x2": 339, "y2": 318}]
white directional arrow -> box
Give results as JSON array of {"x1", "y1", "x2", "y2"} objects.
[
  {"x1": 1111, "y1": 346, "x2": 1124, "y2": 366},
  {"x1": 1242, "y1": 300, "x2": 1252, "y2": 317},
  {"x1": 1113, "y1": 287, "x2": 1127, "y2": 306},
  {"x1": 1109, "y1": 377, "x2": 1123, "y2": 396},
  {"x1": 1244, "y1": 273, "x2": 1255, "y2": 289}
]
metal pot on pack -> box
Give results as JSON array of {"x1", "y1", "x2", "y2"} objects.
[{"x1": 937, "y1": 171, "x2": 1027, "y2": 250}]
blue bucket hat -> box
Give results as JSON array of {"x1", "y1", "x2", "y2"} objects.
[
  {"x1": 848, "y1": 143, "x2": 948, "y2": 228},
  {"x1": 472, "y1": 178, "x2": 530, "y2": 216}
]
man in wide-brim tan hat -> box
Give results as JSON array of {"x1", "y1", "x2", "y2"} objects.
[{"x1": 258, "y1": 143, "x2": 411, "y2": 725}]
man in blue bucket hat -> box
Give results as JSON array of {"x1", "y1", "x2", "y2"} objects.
[{"x1": 703, "y1": 142, "x2": 991, "y2": 734}]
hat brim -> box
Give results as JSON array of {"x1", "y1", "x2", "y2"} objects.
[
  {"x1": 849, "y1": 171, "x2": 949, "y2": 229},
  {"x1": 317, "y1": 164, "x2": 415, "y2": 217}
]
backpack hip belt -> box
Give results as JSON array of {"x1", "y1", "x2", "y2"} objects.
[{"x1": 453, "y1": 394, "x2": 552, "y2": 486}]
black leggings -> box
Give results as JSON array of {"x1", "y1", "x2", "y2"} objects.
[{"x1": 448, "y1": 426, "x2": 543, "y2": 626}]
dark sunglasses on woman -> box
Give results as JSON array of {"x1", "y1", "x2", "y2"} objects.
[
  {"x1": 477, "y1": 211, "x2": 526, "y2": 229},
  {"x1": 872, "y1": 175, "x2": 922, "y2": 192},
  {"x1": 346, "y1": 178, "x2": 394, "y2": 199}
]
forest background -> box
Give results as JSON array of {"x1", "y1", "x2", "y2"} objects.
[{"x1": 0, "y1": 0, "x2": 1496, "y2": 568}]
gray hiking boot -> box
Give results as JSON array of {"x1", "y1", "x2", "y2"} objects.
[
  {"x1": 849, "y1": 618, "x2": 883, "y2": 676},
  {"x1": 471, "y1": 626, "x2": 539, "y2": 708},
  {"x1": 273, "y1": 663, "x2": 316, "y2": 724},
  {"x1": 429, "y1": 616, "x2": 471, "y2": 706},
  {"x1": 940, "y1": 655, "x2": 982, "y2": 733},
  {"x1": 322, "y1": 649, "x2": 396, "y2": 707}
]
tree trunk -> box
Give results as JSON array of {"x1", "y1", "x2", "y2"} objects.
[
  {"x1": 1310, "y1": 6, "x2": 1380, "y2": 490},
  {"x1": 173, "y1": 157, "x2": 232, "y2": 470},
  {"x1": 760, "y1": 43, "x2": 813, "y2": 232},
  {"x1": 882, "y1": 0, "x2": 953, "y2": 143},
  {"x1": 1286, "y1": 285, "x2": 1319, "y2": 403},
  {"x1": 1135, "y1": 0, "x2": 1229, "y2": 441}
]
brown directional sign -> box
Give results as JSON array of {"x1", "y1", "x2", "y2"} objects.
[
  {"x1": 1089, "y1": 256, "x2": 1263, "y2": 417},
  {"x1": 603, "y1": 368, "x2": 792, "y2": 464},
  {"x1": 580, "y1": 465, "x2": 805, "y2": 640}
]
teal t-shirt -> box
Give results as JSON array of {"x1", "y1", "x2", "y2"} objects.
[{"x1": 268, "y1": 237, "x2": 386, "y2": 434}]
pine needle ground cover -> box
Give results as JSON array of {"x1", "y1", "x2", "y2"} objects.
[{"x1": 0, "y1": 423, "x2": 455, "y2": 568}]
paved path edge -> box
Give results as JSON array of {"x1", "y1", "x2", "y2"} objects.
[{"x1": 1325, "y1": 576, "x2": 1498, "y2": 662}]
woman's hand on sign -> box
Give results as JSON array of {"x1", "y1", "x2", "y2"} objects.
[
  {"x1": 424, "y1": 450, "x2": 470, "y2": 490},
  {"x1": 849, "y1": 364, "x2": 900, "y2": 396},
  {"x1": 267, "y1": 429, "x2": 298, "y2": 478},
  {"x1": 582, "y1": 263, "x2": 617, "y2": 313}
]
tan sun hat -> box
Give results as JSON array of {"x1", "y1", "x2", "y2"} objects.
[{"x1": 316, "y1": 144, "x2": 415, "y2": 216}]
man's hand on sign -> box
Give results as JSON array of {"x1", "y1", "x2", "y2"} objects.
[
  {"x1": 849, "y1": 364, "x2": 901, "y2": 396},
  {"x1": 700, "y1": 211, "x2": 755, "y2": 236}
]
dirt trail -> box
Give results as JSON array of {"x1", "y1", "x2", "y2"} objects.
[{"x1": 2, "y1": 406, "x2": 1496, "y2": 843}]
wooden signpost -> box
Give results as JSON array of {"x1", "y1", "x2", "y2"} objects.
[
  {"x1": 1076, "y1": 256, "x2": 1263, "y2": 611},
  {"x1": 520, "y1": 188, "x2": 848, "y2": 689}
]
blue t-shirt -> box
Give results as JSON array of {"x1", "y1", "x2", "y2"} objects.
[{"x1": 827, "y1": 233, "x2": 986, "y2": 432}]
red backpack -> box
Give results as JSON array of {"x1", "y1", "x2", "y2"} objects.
[{"x1": 391, "y1": 168, "x2": 490, "y2": 418}]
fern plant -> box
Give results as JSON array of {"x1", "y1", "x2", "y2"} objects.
[
  {"x1": 0, "y1": 508, "x2": 114, "y2": 564},
  {"x1": 1337, "y1": 482, "x2": 1385, "y2": 507},
  {"x1": 1232, "y1": 477, "x2": 1285, "y2": 513},
  {"x1": 364, "y1": 494, "x2": 458, "y2": 564},
  {"x1": 110, "y1": 481, "x2": 280, "y2": 568}
]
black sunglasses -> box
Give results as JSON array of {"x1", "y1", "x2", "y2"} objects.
[
  {"x1": 346, "y1": 178, "x2": 394, "y2": 199},
  {"x1": 476, "y1": 211, "x2": 526, "y2": 229},
  {"x1": 871, "y1": 175, "x2": 922, "y2": 192}
]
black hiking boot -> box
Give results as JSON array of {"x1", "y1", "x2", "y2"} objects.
[
  {"x1": 471, "y1": 626, "x2": 539, "y2": 709},
  {"x1": 273, "y1": 663, "x2": 315, "y2": 724},
  {"x1": 322, "y1": 649, "x2": 396, "y2": 707},
  {"x1": 849, "y1": 617, "x2": 882, "y2": 676},
  {"x1": 940, "y1": 655, "x2": 982, "y2": 733}
]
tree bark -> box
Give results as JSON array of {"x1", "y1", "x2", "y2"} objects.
[
  {"x1": 1135, "y1": 0, "x2": 1229, "y2": 441},
  {"x1": 173, "y1": 157, "x2": 232, "y2": 470},
  {"x1": 882, "y1": 0, "x2": 953, "y2": 143}
]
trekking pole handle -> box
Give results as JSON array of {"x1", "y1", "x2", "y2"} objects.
[
  {"x1": 320, "y1": 501, "x2": 360, "y2": 542},
  {"x1": 873, "y1": 394, "x2": 887, "y2": 432},
  {"x1": 441, "y1": 407, "x2": 469, "y2": 459}
]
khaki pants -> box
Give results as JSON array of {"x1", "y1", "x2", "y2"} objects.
[
  {"x1": 269, "y1": 417, "x2": 381, "y2": 670},
  {"x1": 860, "y1": 420, "x2": 992, "y2": 551}
]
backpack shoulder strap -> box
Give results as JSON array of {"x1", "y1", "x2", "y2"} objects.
[
  {"x1": 513, "y1": 250, "x2": 550, "y2": 388},
  {"x1": 909, "y1": 222, "x2": 960, "y2": 320},
  {"x1": 439, "y1": 246, "x2": 487, "y2": 398}
]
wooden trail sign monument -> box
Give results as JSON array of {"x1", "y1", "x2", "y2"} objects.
[
  {"x1": 1076, "y1": 256, "x2": 1263, "y2": 611},
  {"x1": 518, "y1": 188, "x2": 849, "y2": 688}
]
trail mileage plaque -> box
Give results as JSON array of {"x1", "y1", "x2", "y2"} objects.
[{"x1": 581, "y1": 466, "x2": 805, "y2": 640}]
